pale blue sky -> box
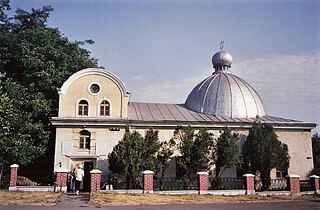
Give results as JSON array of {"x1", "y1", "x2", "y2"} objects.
[{"x1": 10, "y1": 0, "x2": 320, "y2": 132}]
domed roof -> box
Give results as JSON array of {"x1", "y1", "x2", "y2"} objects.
[
  {"x1": 185, "y1": 49, "x2": 266, "y2": 118},
  {"x1": 212, "y1": 51, "x2": 233, "y2": 68}
]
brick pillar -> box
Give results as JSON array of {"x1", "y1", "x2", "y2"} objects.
[
  {"x1": 90, "y1": 169, "x2": 102, "y2": 193},
  {"x1": 9, "y1": 164, "x2": 19, "y2": 191},
  {"x1": 54, "y1": 169, "x2": 68, "y2": 193},
  {"x1": 197, "y1": 172, "x2": 209, "y2": 194},
  {"x1": 243, "y1": 174, "x2": 255, "y2": 195},
  {"x1": 309, "y1": 175, "x2": 319, "y2": 194},
  {"x1": 286, "y1": 174, "x2": 300, "y2": 195},
  {"x1": 142, "y1": 170, "x2": 154, "y2": 194}
]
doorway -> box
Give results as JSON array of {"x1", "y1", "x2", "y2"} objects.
[{"x1": 83, "y1": 161, "x2": 94, "y2": 192}]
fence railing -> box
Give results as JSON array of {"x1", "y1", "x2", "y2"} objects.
[
  {"x1": 17, "y1": 170, "x2": 55, "y2": 186},
  {"x1": 154, "y1": 177, "x2": 198, "y2": 191},
  {"x1": 209, "y1": 177, "x2": 244, "y2": 190},
  {"x1": 108, "y1": 174, "x2": 143, "y2": 189},
  {"x1": 300, "y1": 180, "x2": 312, "y2": 192},
  {"x1": 0, "y1": 175, "x2": 10, "y2": 189},
  {"x1": 255, "y1": 179, "x2": 287, "y2": 191}
]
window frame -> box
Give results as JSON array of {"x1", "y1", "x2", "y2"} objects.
[
  {"x1": 76, "y1": 98, "x2": 90, "y2": 117},
  {"x1": 98, "y1": 98, "x2": 112, "y2": 117},
  {"x1": 79, "y1": 130, "x2": 91, "y2": 150},
  {"x1": 88, "y1": 82, "x2": 101, "y2": 95},
  {"x1": 99, "y1": 99, "x2": 111, "y2": 116}
]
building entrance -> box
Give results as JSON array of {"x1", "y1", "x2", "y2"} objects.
[{"x1": 83, "y1": 161, "x2": 94, "y2": 192}]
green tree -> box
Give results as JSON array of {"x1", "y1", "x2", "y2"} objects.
[
  {"x1": 213, "y1": 127, "x2": 242, "y2": 178},
  {"x1": 156, "y1": 140, "x2": 175, "y2": 189},
  {"x1": 108, "y1": 128, "x2": 160, "y2": 189},
  {"x1": 0, "y1": 2, "x2": 97, "y2": 167},
  {"x1": 142, "y1": 128, "x2": 161, "y2": 170},
  {"x1": 312, "y1": 133, "x2": 320, "y2": 169},
  {"x1": 0, "y1": 80, "x2": 50, "y2": 166},
  {"x1": 242, "y1": 123, "x2": 290, "y2": 190},
  {"x1": 172, "y1": 126, "x2": 214, "y2": 180}
]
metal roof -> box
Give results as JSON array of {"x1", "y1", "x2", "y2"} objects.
[
  {"x1": 128, "y1": 102, "x2": 304, "y2": 125},
  {"x1": 49, "y1": 102, "x2": 317, "y2": 130}
]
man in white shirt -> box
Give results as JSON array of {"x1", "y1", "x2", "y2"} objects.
[{"x1": 74, "y1": 164, "x2": 84, "y2": 195}]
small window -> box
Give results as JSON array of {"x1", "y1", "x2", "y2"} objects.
[
  {"x1": 78, "y1": 100, "x2": 89, "y2": 116},
  {"x1": 89, "y1": 83, "x2": 101, "y2": 95},
  {"x1": 79, "y1": 130, "x2": 91, "y2": 150},
  {"x1": 100, "y1": 100, "x2": 110, "y2": 116}
]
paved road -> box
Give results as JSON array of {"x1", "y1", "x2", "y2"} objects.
[{"x1": 0, "y1": 193, "x2": 319, "y2": 210}]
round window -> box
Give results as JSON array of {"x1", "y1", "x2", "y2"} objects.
[{"x1": 90, "y1": 83, "x2": 100, "y2": 94}]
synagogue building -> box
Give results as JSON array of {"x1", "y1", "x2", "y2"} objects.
[{"x1": 51, "y1": 49, "x2": 316, "y2": 191}]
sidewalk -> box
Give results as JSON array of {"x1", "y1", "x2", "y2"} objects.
[{"x1": 55, "y1": 192, "x2": 92, "y2": 209}]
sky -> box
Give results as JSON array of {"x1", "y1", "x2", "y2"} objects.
[{"x1": 10, "y1": 0, "x2": 320, "y2": 133}]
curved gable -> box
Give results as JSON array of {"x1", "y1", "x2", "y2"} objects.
[
  {"x1": 59, "y1": 68, "x2": 130, "y2": 97},
  {"x1": 58, "y1": 68, "x2": 130, "y2": 118}
]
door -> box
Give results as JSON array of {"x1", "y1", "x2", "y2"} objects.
[{"x1": 83, "y1": 161, "x2": 94, "y2": 192}]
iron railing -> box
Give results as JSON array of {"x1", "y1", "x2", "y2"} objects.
[
  {"x1": 209, "y1": 177, "x2": 244, "y2": 190},
  {"x1": 108, "y1": 173, "x2": 143, "y2": 189},
  {"x1": 154, "y1": 177, "x2": 198, "y2": 191},
  {"x1": 255, "y1": 179, "x2": 287, "y2": 191},
  {"x1": 0, "y1": 175, "x2": 10, "y2": 189},
  {"x1": 300, "y1": 180, "x2": 312, "y2": 192}
]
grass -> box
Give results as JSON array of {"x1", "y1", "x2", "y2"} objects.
[
  {"x1": 0, "y1": 190, "x2": 62, "y2": 205},
  {"x1": 0, "y1": 190, "x2": 319, "y2": 206},
  {"x1": 91, "y1": 193, "x2": 320, "y2": 206}
]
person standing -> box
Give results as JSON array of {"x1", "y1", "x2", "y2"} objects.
[
  {"x1": 74, "y1": 164, "x2": 84, "y2": 195},
  {"x1": 70, "y1": 166, "x2": 76, "y2": 193}
]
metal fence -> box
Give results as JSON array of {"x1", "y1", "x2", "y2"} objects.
[
  {"x1": 300, "y1": 180, "x2": 312, "y2": 192},
  {"x1": 0, "y1": 169, "x2": 55, "y2": 189},
  {"x1": 17, "y1": 170, "x2": 56, "y2": 186},
  {"x1": 108, "y1": 173, "x2": 143, "y2": 189},
  {"x1": 255, "y1": 179, "x2": 287, "y2": 191},
  {"x1": 209, "y1": 177, "x2": 244, "y2": 190},
  {"x1": 0, "y1": 175, "x2": 10, "y2": 189},
  {"x1": 154, "y1": 177, "x2": 198, "y2": 191}
]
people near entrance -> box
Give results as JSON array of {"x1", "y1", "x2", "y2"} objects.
[
  {"x1": 70, "y1": 166, "x2": 76, "y2": 193},
  {"x1": 74, "y1": 164, "x2": 84, "y2": 195}
]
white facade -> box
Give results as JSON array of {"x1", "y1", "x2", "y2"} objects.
[{"x1": 52, "y1": 67, "x2": 316, "y2": 188}]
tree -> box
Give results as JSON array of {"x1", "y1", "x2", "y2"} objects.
[
  {"x1": 108, "y1": 128, "x2": 160, "y2": 188},
  {"x1": 0, "y1": 80, "x2": 49, "y2": 166},
  {"x1": 312, "y1": 133, "x2": 320, "y2": 169},
  {"x1": 156, "y1": 140, "x2": 175, "y2": 189},
  {"x1": 0, "y1": 2, "x2": 97, "y2": 168},
  {"x1": 242, "y1": 123, "x2": 290, "y2": 190},
  {"x1": 172, "y1": 126, "x2": 214, "y2": 180},
  {"x1": 142, "y1": 128, "x2": 161, "y2": 170},
  {"x1": 213, "y1": 127, "x2": 242, "y2": 178},
  {"x1": 0, "y1": 0, "x2": 10, "y2": 29}
]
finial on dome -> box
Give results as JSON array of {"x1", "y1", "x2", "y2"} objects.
[
  {"x1": 212, "y1": 42, "x2": 233, "y2": 72},
  {"x1": 220, "y1": 41, "x2": 224, "y2": 51}
]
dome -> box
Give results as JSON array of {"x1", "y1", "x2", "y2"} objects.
[
  {"x1": 212, "y1": 51, "x2": 233, "y2": 69},
  {"x1": 185, "y1": 50, "x2": 266, "y2": 118}
]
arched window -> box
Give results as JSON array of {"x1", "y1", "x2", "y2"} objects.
[
  {"x1": 79, "y1": 130, "x2": 91, "y2": 150},
  {"x1": 78, "y1": 100, "x2": 89, "y2": 116},
  {"x1": 100, "y1": 100, "x2": 110, "y2": 116}
]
